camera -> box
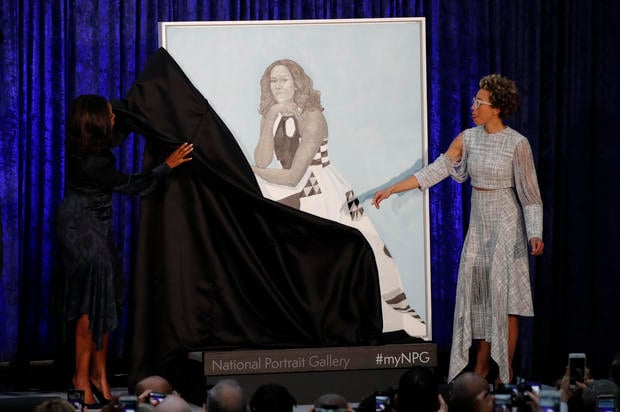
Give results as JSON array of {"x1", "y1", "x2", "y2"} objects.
[
  {"x1": 568, "y1": 353, "x2": 586, "y2": 389},
  {"x1": 492, "y1": 383, "x2": 533, "y2": 412},
  {"x1": 528, "y1": 382, "x2": 541, "y2": 395},
  {"x1": 67, "y1": 389, "x2": 84, "y2": 412},
  {"x1": 597, "y1": 394, "x2": 616, "y2": 412},
  {"x1": 493, "y1": 394, "x2": 512, "y2": 412},
  {"x1": 149, "y1": 391, "x2": 167, "y2": 405},
  {"x1": 375, "y1": 394, "x2": 390, "y2": 412},
  {"x1": 119, "y1": 395, "x2": 138, "y2": 412},
  {"x1": 539, "y1": 389, "x2": 561, "y2": 412}
]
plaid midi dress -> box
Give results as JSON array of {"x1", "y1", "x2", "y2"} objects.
[{"x1": 415, "y1": 126, "x2": 543, "y2": 383}]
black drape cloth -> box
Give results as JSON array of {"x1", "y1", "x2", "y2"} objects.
[{"x1": 113, "y1": 48, "x2": 383, "y2": 385}]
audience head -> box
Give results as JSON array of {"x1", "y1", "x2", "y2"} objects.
[
  {"x1": 205, "y1": 379, "x2": 248, "y2": 412},
  {"x1": 582, "y1": 381, "x2": 618, "y2": 412},
  {"x1": 450, "y1": 372, "x2": 491, "y2": 412},
  {"x1": 355, "y1": 393, "x2": 377, "y2": 412},
  {"x1": 33, "y1": 399, "x2": 76, "y2": 412},
  {"x1": 249, "y1": 383, "x2": 297, "y2": 412},
  {"x1": 312, "y1": 393, "x2": 350, "y2": 412},
  {"x1": 395, "y1": 367, "x2": 439, "y2": 412},
  {"x1": 578, "y1": 353, "x2": 620, "y2": 412},
  {"x1": 155, "y1": 394, "x2": 192, "y2": 412},
  {"x1": 136, "y1": 375, "x2": 175, "y2": 395}
]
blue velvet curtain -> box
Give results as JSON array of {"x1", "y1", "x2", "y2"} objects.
[{"x1": 1, "y1": 0, "x2": 619, "y2": 384}]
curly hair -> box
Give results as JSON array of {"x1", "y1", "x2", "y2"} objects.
[
  {"x1": 65, "y1": 94, "x2": 113, "y2": 156},
  {"x1": 479, "y1": 74, "x2": 519, "y2": 118},
  {"x1": 258, "y1": 59, "x2": 323, "y2": 115}
]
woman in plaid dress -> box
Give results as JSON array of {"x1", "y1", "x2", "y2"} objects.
[{"x1": 372, "y1": 74, "x2": 544, "y2": 384}]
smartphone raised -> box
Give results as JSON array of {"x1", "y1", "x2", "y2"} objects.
[
  {"x1": 375, "y1": 394, "x2": 390, "y2": 412},
  {"x1": 67, "y1": 389, "x2": 84, "y2": 412},
  {"x1": 528, "y1": 382, "x2": 541, "y2": 395},
  {"x1": 597, "y1": 394, "x2": 616, "y2": 412},
  {"x1": 539, "y1": 389, "x2": 561, "y2": 412},
  {"x1": 568, "y1": 353, "x2": 587, "y2": 389},
  {"x1": 119, "y1": 395, "x2": 139, "y2": 412}
]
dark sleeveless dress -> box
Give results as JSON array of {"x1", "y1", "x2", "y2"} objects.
[{"x1": 55, "y1": 150, "x2": 170, "y2": 348}]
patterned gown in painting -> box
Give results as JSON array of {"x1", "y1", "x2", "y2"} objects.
[{"x1": 255, "y1": 113, "x2": 427, "y2": 337}]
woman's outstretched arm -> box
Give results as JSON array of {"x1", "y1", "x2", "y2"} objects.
[{"x1": 372, "y1": 133, "x2": 463, "y2": 208}]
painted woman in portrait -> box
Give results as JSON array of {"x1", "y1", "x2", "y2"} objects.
[{"x1": 252, "y1": 58, "x2": 426, "y2": 336}]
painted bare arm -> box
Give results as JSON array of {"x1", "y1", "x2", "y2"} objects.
[
  {"x1": 254, "y1": 107, "x2": 279, "y2": 167},
  {"x1": 253, "y1": 110, "x2": 327, "y2": 187}
]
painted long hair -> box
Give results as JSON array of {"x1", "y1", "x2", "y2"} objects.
[{"x1": 258, "y1": 59, "x2": 323, "y2": 115}]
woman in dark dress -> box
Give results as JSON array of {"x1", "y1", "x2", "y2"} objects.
[{"x1": 56, "y1": 94, "x2": 193, "y2": 406}]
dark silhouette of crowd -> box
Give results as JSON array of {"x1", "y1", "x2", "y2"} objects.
[{"x1": 23, "y1": 351, "x2": 620, "y2": 412}]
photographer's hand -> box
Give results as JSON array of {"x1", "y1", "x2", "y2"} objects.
[
  {"x1": 437, "y1": 394, "x2": 448, "y2": 412},
  {"x1": 138, "y1": 389, "x2": 151, "y2": 404},
  {"x1": 559, "y1": 367, "x2": 572, "y2": 403},
  {"x1": 525, "y1": 391, "x2": 539, "y2": 412}
]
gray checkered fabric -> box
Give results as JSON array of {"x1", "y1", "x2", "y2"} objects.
[
  {"x1": 415, "y1": 126, "x2": 543, "y2": 383},
  {"x1": 310, "y1": 139, "x2": 330, "y2": 167}
]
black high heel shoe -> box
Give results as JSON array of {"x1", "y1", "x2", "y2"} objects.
[{"x1": 89, "y1": 380, "x2": 111, "y2": 404}]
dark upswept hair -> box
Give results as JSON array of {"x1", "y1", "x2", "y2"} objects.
[
  {"x1": 396, "y1": 367, "x2": 439, "y2": 412},
  {"x1": 258, "y1": 59, "x2": 323, "y2": 115},
  {"x1": 65, "y1": 94, "x2": 113, "y2": 156},
  {"x1": 250, "y1": 383, "x2": 297, "y2": 412},
  {"x1": 479, "y1": 74, "x2": 519, "y2": 119},
  {"x1": 313, "y1": 393, "x2": 348, "y2": 410}
]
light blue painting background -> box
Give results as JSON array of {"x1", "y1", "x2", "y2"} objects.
[{"x1": 161, "y1": 19, "x2": 431, "y2": 336}]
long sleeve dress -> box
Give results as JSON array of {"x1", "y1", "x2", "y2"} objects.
[
  {"x1": 414, "y1": 125, "x2": 543, "y2": 383},
  {"x1": 55, "y1": 150, "x2": 170, "y2": 348}
]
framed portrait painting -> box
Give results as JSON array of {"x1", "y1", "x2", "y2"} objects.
[{"x1": 159, "y1": 18, "x2": 431, "y2": 339}]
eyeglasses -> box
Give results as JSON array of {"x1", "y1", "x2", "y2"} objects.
[{"x1": 472, "y1": 97, "x2": 493, "y2": 109}]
